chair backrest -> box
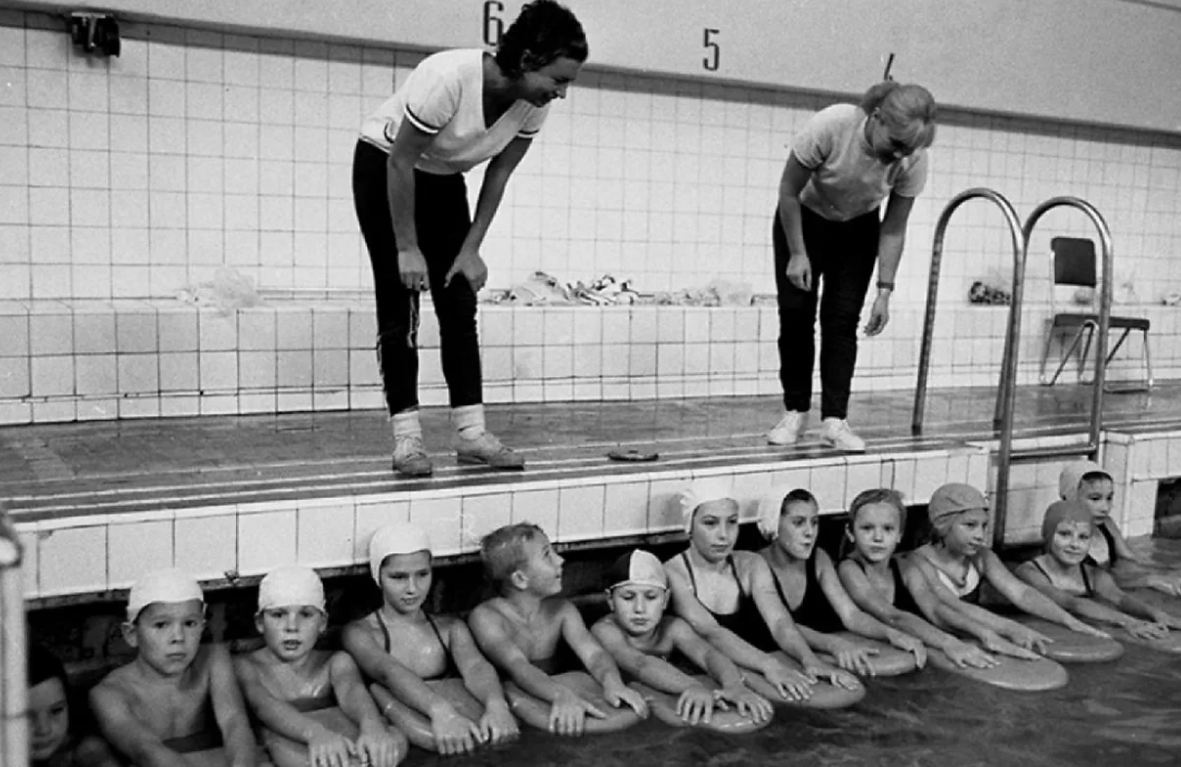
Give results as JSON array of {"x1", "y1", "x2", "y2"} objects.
[{"x1": 1051, "y1": 237, "x2": 1097, "y2": 287}]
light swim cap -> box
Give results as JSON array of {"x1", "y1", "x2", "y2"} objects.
[
  {"x1": 606, "y1": 550, "x2": 667, "y2": 591},
  {"x1": 126, "y1": 568, "x2": 204, "y2": 623},
  {"x1": 369, "y1": 523, "x2": 432, "y2": 584},
  {"x1": 927, "y1": 483, "x2": 989, "y2": 537},
  {"x1": 679, "y1": 477, "x2": 738, "y2": 533},
  {"x1": 257, "y1": 565, "x2": 325, "y2": 613},
  {"x1": 1058, "y1": 460, "x2": 1111, "y2": 501},
  {"x1": 1041, "y1": 500, "x2": 1094, "y2": 546},
  {"x1": 756, "y1": 485, "x2": 796, "y2": 540}
]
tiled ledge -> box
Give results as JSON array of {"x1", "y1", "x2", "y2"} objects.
[
  {"x1": 12, "y1": 444, "x2": 989, "y2": 604},
  {"x1": 0, "y1": 298, "x2": 1171, "y2": 425}
]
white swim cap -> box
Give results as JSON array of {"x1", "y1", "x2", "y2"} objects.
[
  {"x1": 257, "y1": 565, "x2": 325, "y2": 613},
  {"x1": 126, "y1": 568, "x2": 204, "y2": 623},
  {"x1": 679, "y1": 477, "x2": 737, "y2": 533},
  {"x1": 757, "y1": 485, "x2": 792, "y2": 540},
  {"x1": 607, "y1": 549, "x2": 667, "y2": 591},
  {"x1": 369, "y1": 523, "x2": 432, "y2": 584},
  {"x1": 1058, "y1": 460, "x2": 1111, "y2": 501}
]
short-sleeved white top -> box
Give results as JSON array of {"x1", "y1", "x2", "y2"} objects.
[
  {"x1": 792, "y1": 104, "x2": 928, "y2": 222},
  {"x1": 359, "y1": 49, "x2": 549, "y2": 176}
]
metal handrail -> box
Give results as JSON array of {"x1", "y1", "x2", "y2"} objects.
[
  {"x1": 992, "y1": 197, "x2": 1113, "y2": 548},
  {"x1": 912, "y1": 188, "x2": 1024, "y2": 435},
  {"x1": 0, "y1": 502, "x2": 28, "y2": 767}
]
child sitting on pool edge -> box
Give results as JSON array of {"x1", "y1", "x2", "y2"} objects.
[
  {"x1": 234, "y1": 565, "x2": 405, "y2": 767},
  {"x1": 591, "y1": 549, "x2": 772, "y2": 729},
  {"x1": 1059, "y1": 460, "x2": 1181, "y2": 595},
  {"x1": 89, "y1": 567, "x2": 264, "y2": 767},
  {"x1": 27, "y1": 644, "x2": 120, "y2": 766},
  {"x1": 468, "y1": 522, "x2": 649, "y2": 736},
  {"x1": 1015, "y1": 499, "x2": 1180, "y2": 639},
  {"x1": 342, "y1": 523, "x2": 518, "y2": 756}
]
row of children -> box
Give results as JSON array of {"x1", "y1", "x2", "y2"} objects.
[{"x1": 29, "y1": 460, "x2": 1181, "y2": 765}]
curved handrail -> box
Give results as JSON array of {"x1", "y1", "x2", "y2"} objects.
[
  {"x1": 0, "y1": 502, "x2": 28, "y2": 767},
  {"x1": 991, "y1": 197, "x2": 1113, "y2": 548},
  {"x1": 912, "y1": 188, "x2": 1024, "y2": 435}
]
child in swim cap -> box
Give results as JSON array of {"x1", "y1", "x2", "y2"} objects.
[
  {"x1": 591, "y1": 549, "x2": 772, "y2": 728},
  {"x1": 342, "y1": 523, "x2": 518, "y2": 756},
  {"x1": 90, "y1": 568, "x2": 263, "y2": 766},
  {"x1": 1015, "y1": 500, "x2": 1180, "y2": 640},
  {"x1": 235, "y1": 565, "x2": 405, "y2": 767}
]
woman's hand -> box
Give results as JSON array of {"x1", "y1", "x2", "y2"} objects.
[
  {"x1": 444, "y1": 246, "x2": 488, "y2": 291},
  {"x1": 397, "y1": 247, "x2": 430, "y2": 291},
  {"x1": 864, "y1": 293, "x2": 890, "y2": 336},
  {"x1": 785, "y1": 253, "x2": 812, "y2": 291}
]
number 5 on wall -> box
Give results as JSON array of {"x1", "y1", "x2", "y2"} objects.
[{"x1": 703, "y1": 27, "x2": 720, "y2": 71}]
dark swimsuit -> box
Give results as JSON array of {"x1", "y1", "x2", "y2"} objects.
[
  {"x1": 374, "y1": 610, "x2": 459, "y2": 681},
  {"x1": 681, "y1": 552, "x2": 778, "y2": 653},
  {"x1": 772, "y1": 551, "x2": 845, "y2": 634},
  {"x1": 849, "y1": 557, "x2": 924, "y2": 617},
  {"x1": 1031, "y1": 558, "x2": 1096, "y2": 597},
  {"x1": 1085, "y1": 523, "x2": 1120, "y2": 567}
]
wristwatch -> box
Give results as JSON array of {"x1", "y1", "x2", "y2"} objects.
[{"x1": 876, "y1": 280, "x2": 895, "y2": 292}]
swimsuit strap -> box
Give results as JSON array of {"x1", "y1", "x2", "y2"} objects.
[
  {"x1": 1080, "y1": 562, "x2": 1095, "y2": 597},
  {"x1": 374, "y1": 610, "x2": 393, "y2": 654},
  {"x1": 1030, "y1": 558, "x2": 1053, "y2": 582},
  {"x1": 680, "y1": 552, "x2": 699, "y2": 596},
  {"x1": 424, "y1": 611, "x2": 448, "y2": 653},
  {"x1": 423, "y1": 611, "x2": 460, "y2": 679},
  {"x1": 726, "y1": 555, "x2": 746, "y2": 596},
  {"x1": 770, "y1": 566, "x2": 792, "y2": 608}
]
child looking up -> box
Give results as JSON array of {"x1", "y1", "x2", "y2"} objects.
[
  {"x1": 468, "y1": 522, "x2": 648, "y2": 736},
  {"x1": 235, "y1": 565, "x2": 405, "y2": 767},
  {"x1": 90, "y1": 568, "x2": 262, "y2": 767}
]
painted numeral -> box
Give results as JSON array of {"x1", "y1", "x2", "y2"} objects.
[
  {"x1": 703, "y1": 27, "x2": 720, "y2": 71},
  {"x1": 483, "y1": 1, "x2": 505, "y2": 46}
]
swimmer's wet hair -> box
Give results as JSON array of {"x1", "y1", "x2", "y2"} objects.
[
  {"x1": 496, "y1": 0, "x2": 588, "y2": 78},
  {"x1": 848, "y1": 488, "x2": 908, "y2": 533},
  {"x1": 861, "y1": 81, "x2": 937, "y2": 153},
  {"x1": 28, "y1": 644, "x2": 68, "y2": 689},
  {"x1": 480, "y1": 522, "x2": 545, "y2": 590}
]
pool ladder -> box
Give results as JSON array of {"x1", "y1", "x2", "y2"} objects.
[
  {"x1": 0, "y1": 502, "x2": 28, "y2": 767},
  {"x1": 912, "y1": 189, "x2": 1114, "y2": 549}
]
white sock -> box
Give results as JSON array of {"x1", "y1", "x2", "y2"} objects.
[
  {"x1": 452, "y1": 404, "x2": 485, "y2": 441},
  {"x1": 391, "y1": 410, "x2": 422, "y2": 441}
]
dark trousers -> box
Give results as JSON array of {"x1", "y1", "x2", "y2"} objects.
[
  {"x1": 772, "y1": 205, "x2": 880, "y2": 419},
  {"x1": 352, "y1": 140, "x2": 482, "y2": 415}
]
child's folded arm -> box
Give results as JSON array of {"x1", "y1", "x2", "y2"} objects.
[
  {"x1": 748, "y1": 557, "x2": 820, "y2": 667},
  {"x1": 448, "y1": 619, "x2": 512, "y2": 710},
  {"x1": 468, "y1": 605, "x2": 570, "y2": 704},
  {"x1": 558, "y1": 600, "x2": 628, "y2": 689},
  {"x1": 592, "y1": 618, "x2": 694, "y2": 694},
  {"x1": 666, "y1": 566, "x2": 775, "y2": 673},
  {"x1": 208, "y1": 645, "x2": 261, "y2": 767},
  {"x1": 233, "y1": 655, "x2": 328, "y2": 743},
  {"x1": 88, "y1": 681, "x2": 190, "y2": 767},
  {"x1": 328, "y1": 651, "x2": 387, "y2": 731},
  {"x1": 666, "y1": 618, "x2": 745, "y2": 690},
  {"x1": 341, "y1": 619, "x2": 451, "y2": 717}
]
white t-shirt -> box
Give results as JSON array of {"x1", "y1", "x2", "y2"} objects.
[
  {"x1": 792, "y1": 104, "x2": 928, "y2": 222},
  {"x1": 360, "y1": 48, "x2": 549, "y2": 175}
]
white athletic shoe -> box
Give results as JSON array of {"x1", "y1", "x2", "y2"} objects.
[
  {"x1": 819, "y1": 418, "x2": 866, "y2": 453},
  {"x1": 767, "y1": 411, "x2": 808, "y2": 446}
]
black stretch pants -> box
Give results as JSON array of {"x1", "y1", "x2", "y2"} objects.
[
  {"x1": 772, "y1": 205, "x2": 880, "y2": 419},
  {"x1": 352, "y1": 140, "x2": 482, "y2": 415}
]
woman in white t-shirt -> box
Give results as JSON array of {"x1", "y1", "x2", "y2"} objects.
[
  {"x1": 353, "y1": 1, "x2": 587, "y2": 477},
  {"x1": 766, "y1": 82, "x2": 936, "y2": 454}
]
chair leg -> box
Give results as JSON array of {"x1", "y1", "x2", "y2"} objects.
[
  {"x1": 1047, "y1": 326, "x2": 1090, "y2": 387},
  {"x1": 1039, "y1": 327, "x2": 1057, "y2": 385},
  {"x1": 1143, "y1": 329, "x2": 1154, "y2": 389},
  {"x1": 1104, "y1": 328, "x2": 1132, "y2": 364}
]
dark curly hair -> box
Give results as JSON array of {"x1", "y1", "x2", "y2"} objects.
[{"x1": 495, "y1": 0, "x2": 588, "y2": 78}]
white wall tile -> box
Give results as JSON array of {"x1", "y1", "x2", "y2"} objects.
[
  {"x1": 108, "y1": 519, "x2": 174, "y2": 589},
  {"x1": 38, "y1": 525, "x2": 106, "y2": 596},
  {"x1": 238, "y1": 509, "x2": 297, "y2": 575},
  {"x1": 174, "y1": 513, "x2": 237, "y2": 581}
]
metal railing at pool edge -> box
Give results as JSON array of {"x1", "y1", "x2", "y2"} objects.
[
  {"x1": 912, "y1": 191, "x2": 1113, "y2": 549},
  {"x1": 912, "y1": 188, "x2": 1024, "y2": 437},
  {"x1": 992, "y1": 198, "x2": 1113, "y2": 548},
  {"x1": 0, "y1": 501, "x2": 29, "y2": 767}
]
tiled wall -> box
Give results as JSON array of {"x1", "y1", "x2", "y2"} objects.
[{"x1": 1, "y1": 9, "x2": 1180, "y2": 424}]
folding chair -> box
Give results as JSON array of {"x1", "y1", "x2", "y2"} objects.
[{"x1": 1038, "y1": 236, "x2": 1152, "y2": 391}]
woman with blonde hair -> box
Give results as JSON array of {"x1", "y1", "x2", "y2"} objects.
[{"x1": 767, "y1": 81, "x2": 936, "y2": 453}]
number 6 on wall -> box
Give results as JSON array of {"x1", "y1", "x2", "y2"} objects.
[
  {"x1": 703, "y1": 28, "x2": 720, "y2": 71},
  {"x1": 484, "y1": 0, "x2": 504, "y2": 46}
]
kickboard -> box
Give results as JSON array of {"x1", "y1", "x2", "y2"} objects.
[
  {"x1": 817, "y1": 633, "x2": 919, "y2": 677},
  {"x1": 265, "y1": 707, "x2": 364, "y2": 767},
  {"x1": 507, "y1": 671, "x2": 643, "y2": 734},
  {"x1": 1113, "y1": 627, "x2": 1181, "y2": 654},
  {"x1": 926, "y1": 648, "x2": 1069, "y2": 691},
  {"x1": 741, "y1": 652, "x2": 865, "y2": 709},
  {"x1": 632, "y1": 677, "x2": 771, "y2": 734},
  {"x1": 1013, "y1": 617, "x2": 1125, "y2": 663},
  {"x1": 373, "y1": 678, "x2": 485, "y2": 752}
]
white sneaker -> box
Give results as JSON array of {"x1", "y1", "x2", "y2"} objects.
[
  {"x1": 820, "y1": 418, "x2": 866, "y2": 453},
  {"x1": 767, "y1": 411, "x2": 808, "y2": 446},
  {"x1": 392, "y1": 434, "x2": 434, "y2": 477}
]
